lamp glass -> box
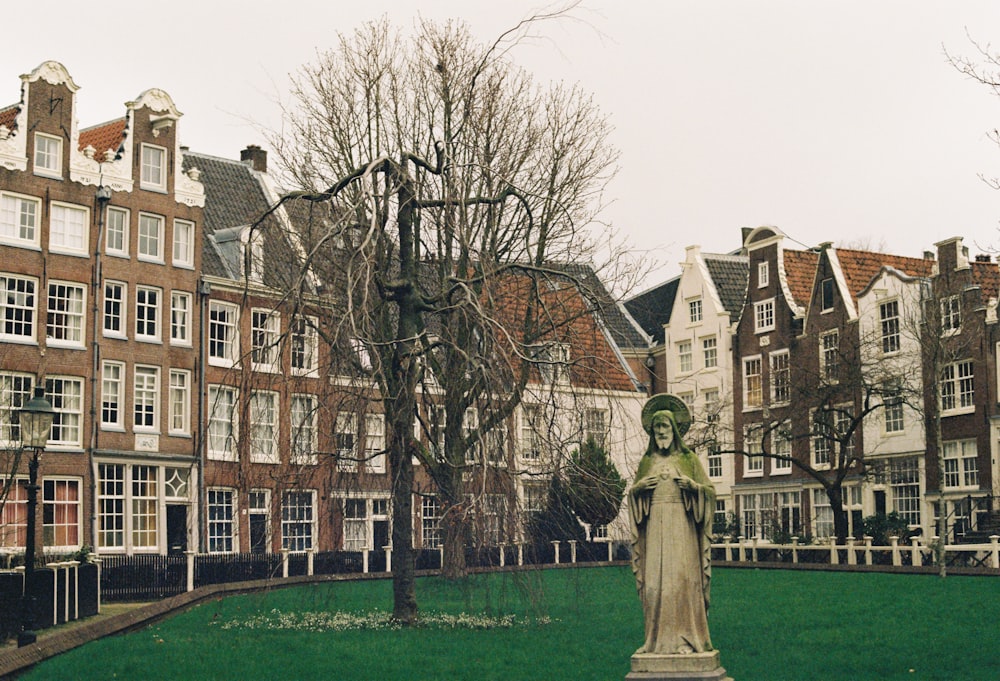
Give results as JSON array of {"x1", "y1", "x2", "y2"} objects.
[{"x1": 18, "y1": 387, "x2": 55, "y2": 450}]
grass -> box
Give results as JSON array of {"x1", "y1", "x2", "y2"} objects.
[{"x1": 15, "y1": 566, "x2": 1000, "y2": 681}]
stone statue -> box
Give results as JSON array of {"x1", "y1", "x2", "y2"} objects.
[{"x1": 627, "y1": 394, "x2": 730, "y2": 680}]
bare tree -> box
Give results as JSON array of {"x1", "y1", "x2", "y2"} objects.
[{"x1": 262, "y1": 14, "x2": 628, "y2": 620}]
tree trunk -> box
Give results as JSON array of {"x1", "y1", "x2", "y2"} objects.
[
  {"x1": 441, "y1": 498, "x2": 469, "y2": 580},
  {"x1": 388, "y1": 170, "x2": 420, "y2": 623},
  {"x1": 829, "y1": 486, "x2": 849, "y2": 545}
]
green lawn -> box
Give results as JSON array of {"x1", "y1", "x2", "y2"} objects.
[{"x1": 17, "y1": 567, "x2": 1000, "y2": 681}]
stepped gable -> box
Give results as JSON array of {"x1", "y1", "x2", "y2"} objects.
[
  {"x1": 835, "y1": 248, "x2": 934, "y2": 301},
  {"x1": 625, "y1": 277, "x2": 678, "y2": 341},
  {"x1": 704, "y1": 252, "x2": 749, "y2": 317},
  {"x1": 783, "y1": 249, "x2": 819, "y2": 310},
  {"x1": 79, "y1": 118, "x2": 127, "y2": 160}
]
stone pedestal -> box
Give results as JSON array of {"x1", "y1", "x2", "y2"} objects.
[{"x1": 626, "y1": 650, "x2": 732, "y2": 681}]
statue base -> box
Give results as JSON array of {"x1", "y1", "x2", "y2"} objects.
[{"x1": 626, "y1": 651, "x2": 733, "y2": 681}]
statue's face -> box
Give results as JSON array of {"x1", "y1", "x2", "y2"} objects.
[{"x1": 653, "y1": 420, "x2": 673, "y2": 450}]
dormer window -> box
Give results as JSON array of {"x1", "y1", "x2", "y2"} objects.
[
  {"x1": 688, "y1": 299, "x2": 703, "y2": 324},
  {"x1": 34, "y1": 133, "x2": 62, "y2": 178},
  {"x1": 941, "y1": 295, "x2": 961, "y2": 335},
  {"x1": 140, "y1": 143, "x2": 167, "y2": 192},
  {"x1": 758, "y1": 262, "x2": 769, "y2": 288},
  {"x1": 821, "y1": 278, "x2": 835, "y2": 312}
]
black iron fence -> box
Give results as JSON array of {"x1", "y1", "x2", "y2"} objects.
[{"x1": 98, "y1": 541, "x2": 623, "y2": 603}]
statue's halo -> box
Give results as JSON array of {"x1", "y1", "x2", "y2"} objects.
[{"x1": 640, "y1": 393, "x2": 692, "y2": 436}]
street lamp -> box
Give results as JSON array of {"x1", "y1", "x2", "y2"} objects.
[{"x1": 16, "y1": 385, "x2": 55, "y2": 647}]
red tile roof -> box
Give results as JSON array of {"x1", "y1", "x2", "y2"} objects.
[
  {"x1": 835, "y1": 248, "x2": 935, "y2": 303},
  {"x1": 972, "y1": 261, "x2": 1000, "y2": 300},
  {"x1": 783, "y1": 249, "x2": 819, "y2": 310},
  {"x1": 0, "y1": 104, "x2": 18, "y2": 130},
  {"x1": 79, "y1": 118, "x2": 126, "y2": 160}
]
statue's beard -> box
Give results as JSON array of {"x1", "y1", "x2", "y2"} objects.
[{"x1": 654, "y1": 435, "x2": 673, "y2": 450}]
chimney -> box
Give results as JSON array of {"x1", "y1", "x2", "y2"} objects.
[
  {"x1": 923, "y1": 251, "x2": 935, "y2": 260},
  {"x1": 241, "y1": 145, "x2": 267, "y2": 173},
  {"x1": 975, "y1": 254, "x2": 992, "y2": 263}
]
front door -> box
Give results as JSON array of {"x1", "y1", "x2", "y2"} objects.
[
  {"x1": 166, "y1": 505, "x2": 187, "y2": 555},
  {"x1": 249, "y1": 512, "x2": 268, "y2": 554},
  {"x1": 373, "y1": 520, "x2": 389, "y2": 552}
]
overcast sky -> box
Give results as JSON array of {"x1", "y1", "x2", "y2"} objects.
[{"x1": 6, "y1": 1, "x2": 1000, "y2": 292}]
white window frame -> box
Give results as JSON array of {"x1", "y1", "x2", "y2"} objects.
[
  {"x1": 103, "y1": 280, "x2": 127, "y2": 339},
  {"x1": 45, "y1": 376, "x2": 84, "y2": 448},
  {"x1": 744, "y1": 425, "x2": 764, "y2": 477},
  {"x1": 0, "y1": 273, "x2": 37, "y2": 343},
  {"x1": 33, "y1": 132, "x2": 62, "y2": 178},
  {"x1": 208, "y1": 301, "x2": 239, "y2": 367},
  {"x1": 754, "y1": 298, "x2": 775, "y2": 333},
  {"x1": 172, "y1": 219, "x2": 195, "y2": 268},
  {"x1": 365, "y1": 413, "x2": 386, "y2": 473},
  {"x1": 281, "y1": 490, "x2": 316, "y2": 553},
  {"x1": 941, "y1": 360, "x2": 975, "y2": 414},
  {"x1": 336, "y1": 412, "x2": 358, "y2": 470},
  {"x1": 133, "y1": 365, "x2": 160, "y2": 433},
  {"x1": 168, "y1": 369, "x2": 191, "y2": 436},
  {"x1": 140, "y1": 143, "x2": 167, "y2": 192},
  {"x1": 707, "y1": 442, "x2": 723, "y2": 479},
  {"x1": 820, "y1": 278, "x2": 835, "y2": 312},
  {"x1": 290, "y1": 394, "x2": 318, "y2": 465},
  {"x1": 105, "y1": 206, "x2": 129, "y2": 257},
  {"x1": 769, "y1": 349, "x2": 790, "y2": 404},
  {"x1": 688, "y1": 298, "x2": 703, "y2": 324},
  {"x1": 0, "y1": 372, "x2": 34, "y2": 447},
  {"x1": 101, "y1": 361, "x2": 125, "y2": 431},
  {"x1": 251, "y1": 308, "x2": 280, "y2": 372},
  {"x1": 43, "y1": 477, "x2": 81, "y2": 549},
  {"x1": 677, "y1": 340, "x2": 692, "y2": 373},
  {"x1": 291, "y1": 314, "x2": 318, "y2": 375},
  {"x1": 743, "y1": 355, "x2": 762, "y2": 411},
  {"x1": 135, "y1": 285, "x2": 161, "y2": 342},
  {"x1": 520, "y1": 405, "x2": 544, "y2": 461},
  {"x1": 49, "y1": 202, "x2": 89, "y2": 256},
  {"x1": 170, "y1": 291, "x2": 192, "y2": 346},
  {"x1": 137, "y1": 212, "x2": 164, "y2": 262},
  {"x1": 757, "y1": 262, "x2": 769, "y2": 288},
  {"x1": 46, "y1": 280, "x2": 86, "y2": 348},
  {"x1": 0, "y1": 192, "x2": 41, "y2": 248},
  {"x1": 421, "y1": 496, "x2": 441, "y2": 549},
  {"x1": 820, "y1": 329, "x2": 839, "y2": 384},
  {"x1": 207, "y1": 385, "x2": 238, "y2": 461},
  {"x1": 879, "y1": 299, "x2": 900, "y2": 355},
  {"x1": 772, "y1": 421, "x2": 792, "y2": 474},
  {"x1": 942, "y1": 439, "x2": 978, "y2": 490},
  {"x1": 941, "y1": 295, "x2": 961, "y2": 335},
  {"x1": 250, "y1": 390, "x2": 279, "y2": 464},
  {"x1": 702, "y1": 336, "x2": 717, "y2": 369},
  {"x1": 207, "y1": 488, "x2": 237, "y2": 554}
]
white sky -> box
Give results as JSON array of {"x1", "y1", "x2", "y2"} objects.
[{"x1": 6, "y1": 1, "x2": 1000, "y2": 292}]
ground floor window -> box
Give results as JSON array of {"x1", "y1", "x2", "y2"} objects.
[
  {"x1": 207, "y1": 488, "x2": 236, "y2": 553},
  {"x1": 812, "y1": 489, "x2": 833, "y2": 539},
  {"x1": 342, "y1": 496, "x2": 390, "y2": 551},
  {"x1": 97, "y1": 462, "x2": 193, "y2": 552},
  {"x1": 890, "y1": 457, "x2": 921, "y2": 527},
  {"x1": 421, "y1": 496, "x2": 441, "y2": 549},
  {"x1": 281, "y1": 490, "x2": 315, "y2": 552},
  {"x1": 43, "y1": 478, "x2": 80, "y2": 548},
  {"x1": 776, "y1": 491, "x2": 801, "y2": 537},
  {"x1": 0, "y1": 479, "x2": 27, "y2": 547}
]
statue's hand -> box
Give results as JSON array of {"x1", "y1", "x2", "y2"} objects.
[
  {"x1": 632, "y1": 475, "x2": 659, "y2": 492},
  {"x1": 674, "y1": 475, "x2": 697, "y2": 491}
]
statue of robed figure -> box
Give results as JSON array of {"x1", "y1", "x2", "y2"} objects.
[{"x1": 628, "y1": 393, "x2": 721, "y2": 672}]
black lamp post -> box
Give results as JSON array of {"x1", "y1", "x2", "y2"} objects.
[{"x1": 16, "y1": 385, "x2": 55, "y2": 648}]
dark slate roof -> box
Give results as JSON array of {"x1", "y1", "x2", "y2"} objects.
[
  {"x1": 554, "y1": 262, "x2": 650, "y2": 350},
  {"x1": 703, "y1": 253, "x2": 749, "y2": 317},
  {"x1": 624, "y1": 277, "x2": 679, "y2": 342},
  {"x1": 184, "y1": 151, "x2": 303, "y2": 290}
]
